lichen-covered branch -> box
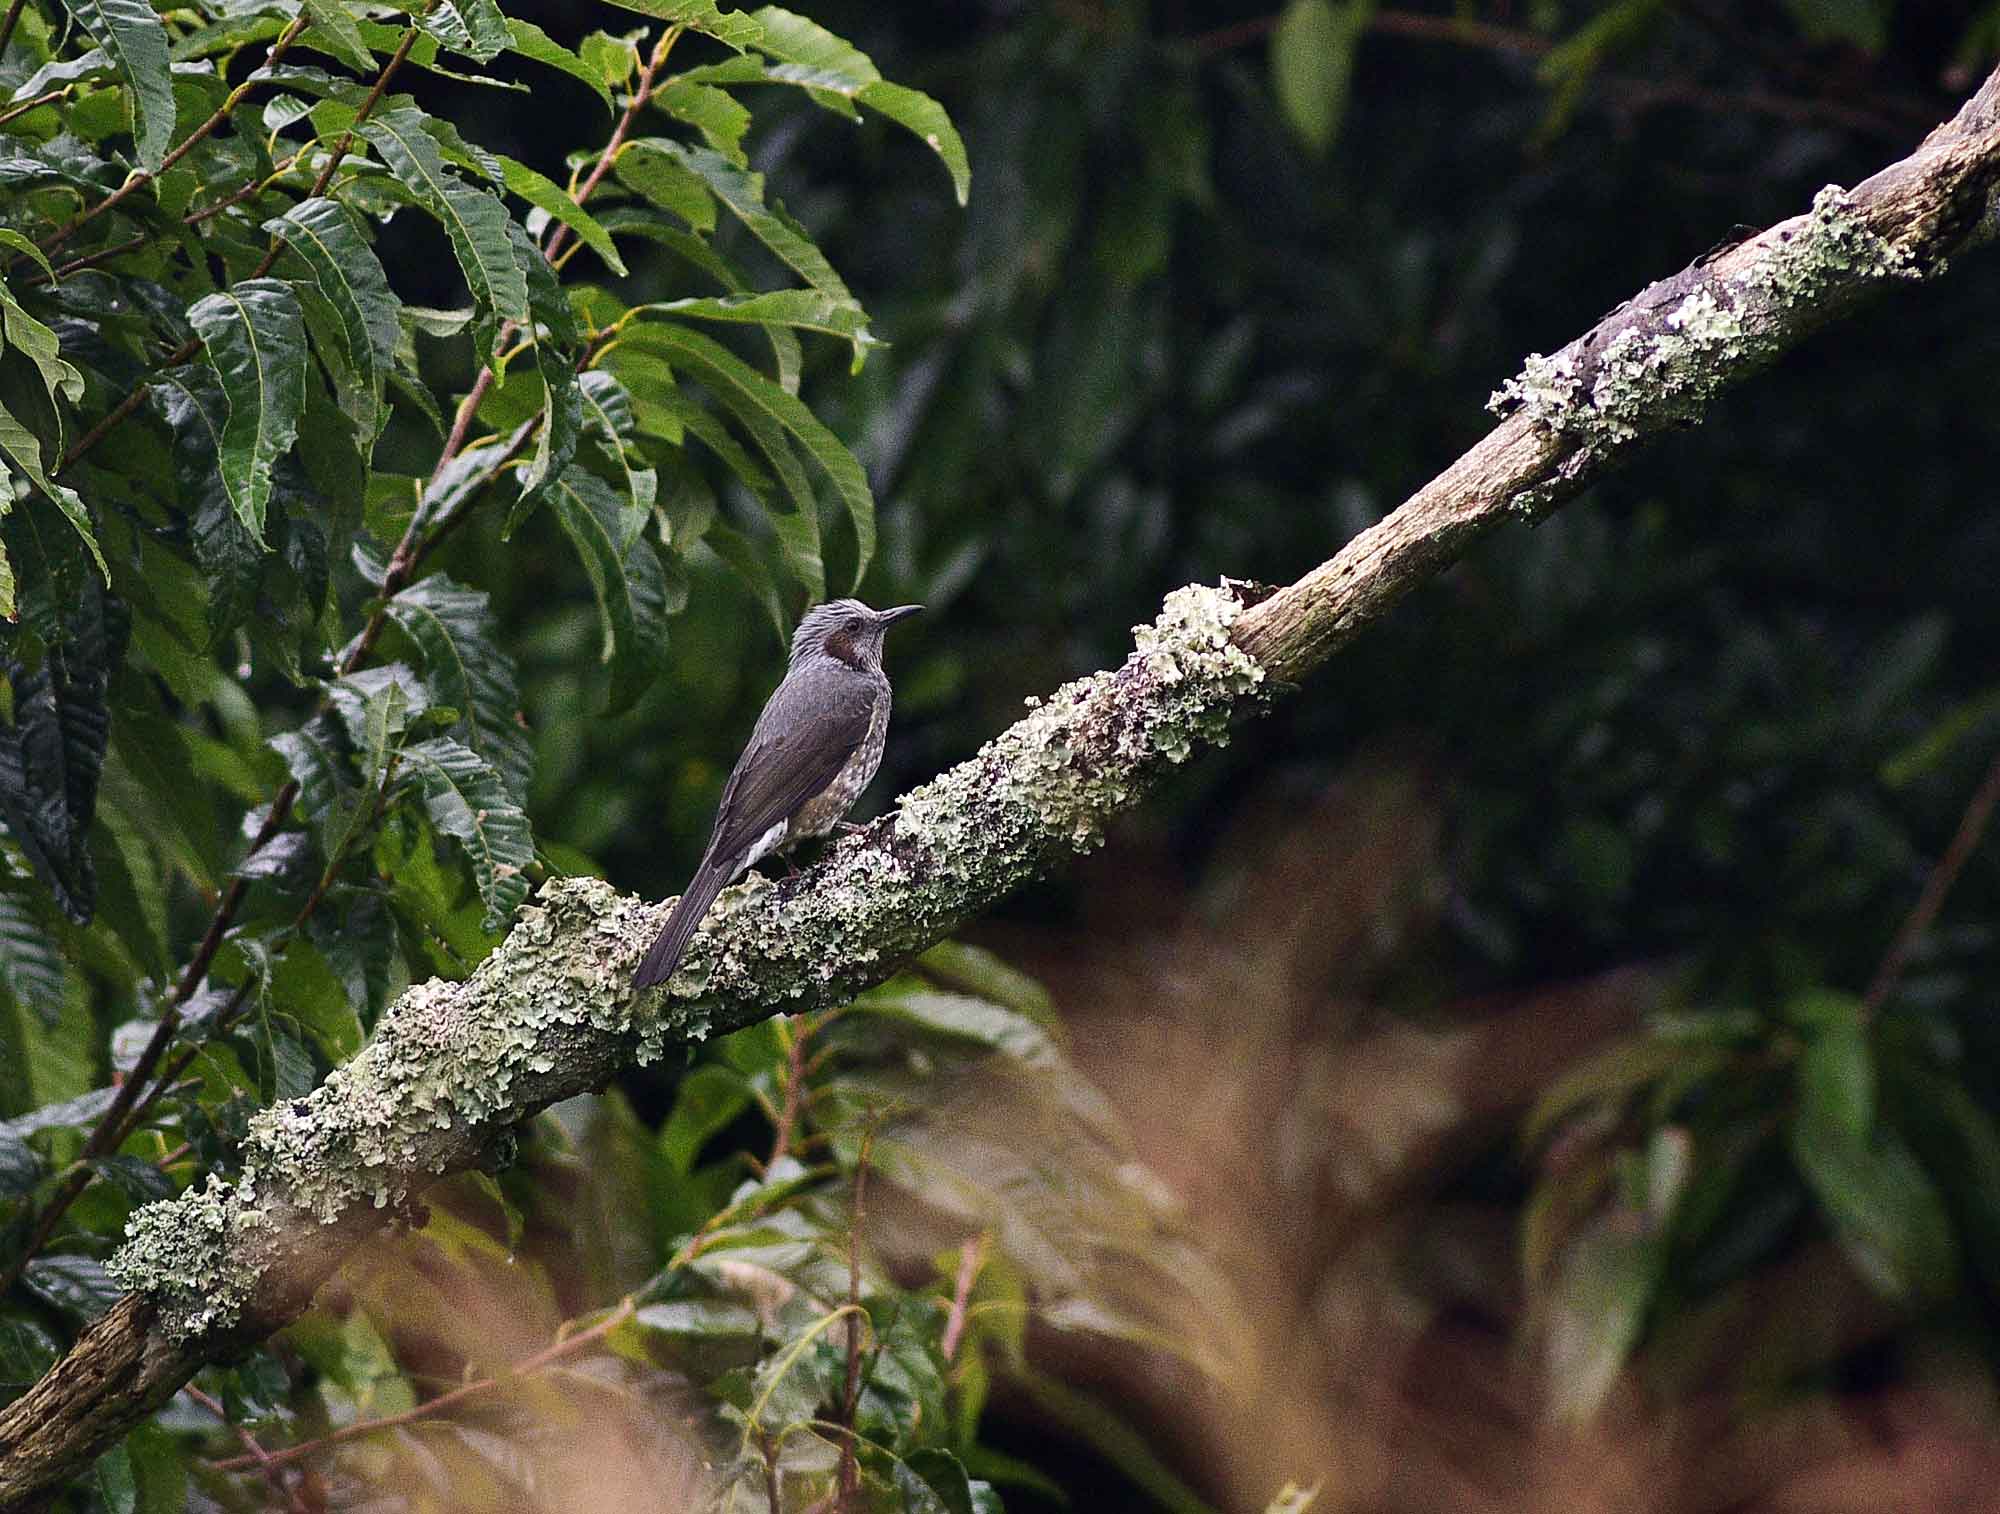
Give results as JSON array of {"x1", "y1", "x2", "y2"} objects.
[
  {"x1": 4, "y1": 62, "x2": 2000, "y2": 1514},
  {"x1": 1231, "y1": 64, "x2": 2000, "y2": 682}
]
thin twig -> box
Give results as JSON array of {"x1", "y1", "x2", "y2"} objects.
[
  {"x1": 38, "y1": 15, "x2": 312, "y2": 255},
  {"x1": 0, "y1": 0, "x2": 27, "y2": 58},
  {"x1": 836, "y1": 1127, "x2": 874, "y2": 1512},
  {"x1": 187, "y1": 1385, "x2": 307, "y2": 1514},
  {"x1": 210, "y1": 1298, "x2": 638, "y2": 1474},
  {"x1": 0, "y1": 85, "x2": 71, "y2": 130},
  {"x1": 767, "y1": 1014, "x2": 815, "y2": 1168},
  {"x1": 939, "y1": 1233, "x2": 987, "y2": 1365},
  {"x1": 1862, "y1": 747, "x2": 2000, "y2": 1017}
]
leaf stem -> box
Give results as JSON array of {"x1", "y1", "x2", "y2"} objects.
[{"x1": 1861, "y1": 746, "x2": 2000, "y2": 1017}]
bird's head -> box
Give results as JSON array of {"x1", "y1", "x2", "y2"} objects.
[{"x1": 791, "y1": 598, "x2": 923, "y2": 671}]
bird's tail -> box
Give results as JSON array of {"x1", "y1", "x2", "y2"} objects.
[{"x1": 632, "y1": 855, "x2": 737, "y2": 990}]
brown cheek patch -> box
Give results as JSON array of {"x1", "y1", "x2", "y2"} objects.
[{"x1": 822, "y1": 627, "x2": 861, "y2": 667}]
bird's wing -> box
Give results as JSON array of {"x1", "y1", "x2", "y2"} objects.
[{"x1": 707, "y1": 665, "x2": 874, "y2": 863}]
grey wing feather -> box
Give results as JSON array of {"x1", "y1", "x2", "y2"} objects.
[{"x1": 706, "y1": 666, "x2": 873, "y2": 863}]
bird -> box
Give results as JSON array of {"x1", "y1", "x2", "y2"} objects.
[{"x1": 631, "y1": 598, "x2": 923, "y2": 991}]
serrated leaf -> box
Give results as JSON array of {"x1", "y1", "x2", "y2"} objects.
[
  {"x1": 612, "y1": 139, "x2": 717, "y2": 233},
  {"x1": 0, "y1": 887, "x2": 65, "y2": 1028},
  {"x1": 386, "y1": 575, "x2": 534, "y2": 804},
  {"x1": 265, "y1": 197, "x2": 400, "y2": 439},
  {"x1": 629, "y1": 140, "x2": 854, "y2": 302},
  {"x1": 71, "y1": 0, "x2": 175, "y2": 171},
  {"x1": 632, "y1": 290, "x2": 877, "y2": 372},
  {"x1": 601, "y1": 0, "x2": 765, "y2": 48},
  {"x1": 497, "y1": 156, "x2": 626, "y2": 275},
  {"x1": 652, "y1": 80, "x2": 751, "y2": 165},
  {"x1": 358, "y1": 108, "x2": 528, "y2": 368},
  {"x1": 507, "y1": 19, "x2": 613, "y2": 111},
  {"x1": 188, "y1": 279, "x2": 309, "y2": 546},
  {"x1": 508, "y1": 222, "x2": 584, "y2": 526},
  {"x1": 623, "y1": 321, "x2": 874, "y2": 592},
  {"x1": 549, "y1": 468, "x2": 672, "y2": 715},
  {"x1": 746, "y1": 8, "x2": 969, "y2": 202},
  {"x1": 399, "y1": 736, "x2": 532, "y2": 930},
  {"x1": 149, "y1": 366, "x2": 264, "y2": 641},
  {"x1": 577, "y1": 370, "x2": 655, "y2": 534},
  {"x1": 299, "y1": 0, "x2": 375, "y2": 74},
  {"x1": 0, "y1": 533, "x2": 124, "y2": 922},
  {"x1": 417, "y1": 0, "x2": 513, "y2": 63}
]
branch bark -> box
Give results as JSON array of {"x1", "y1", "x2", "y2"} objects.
[{"x1": 3, "y1": 63, "x2": 1999, "y2": 1514}]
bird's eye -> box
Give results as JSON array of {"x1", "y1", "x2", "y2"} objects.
[{"x1": 846, "y1": 617, "x2": 865, "y2": 633}]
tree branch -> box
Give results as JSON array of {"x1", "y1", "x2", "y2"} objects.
[{"x1": 4, "y1": 60, "x2": 2000, "y2": 1514}]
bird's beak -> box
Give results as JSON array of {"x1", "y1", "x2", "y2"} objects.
[{"x1": 878, "y1": 604, "x2": 924, "y2": 626}]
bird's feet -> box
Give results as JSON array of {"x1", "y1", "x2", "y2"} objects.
[{"x1": 835, "y1": 821, "x2": 870, "y2": 837}]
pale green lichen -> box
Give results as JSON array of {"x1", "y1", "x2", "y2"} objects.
[
  {"x1": 106, "y1": 1171, "x2": 266, "y2": 1338},
  {"x1": 108, "y1": 585, "x2": 1268, "y2": 1342},
  {"x1": 1491, "y1": 184, "x2": 1919, "y2": 475}
]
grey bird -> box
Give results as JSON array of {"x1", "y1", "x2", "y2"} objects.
[{"x1": 631, "y1": 599, "x2": 923, "y2": 991}]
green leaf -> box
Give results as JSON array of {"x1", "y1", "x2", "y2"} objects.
[
  {"x1": 358, "y1": 108, "x2": 528, "y2": 368},
  {"x1": 1540, "y1": 1215, "x2": 1659, "y2": 1422},
  {"x1": 600, "y1": 0, "x2": 765, "y2": 48},
  {"x1": 385, "y1": 575, "x2": 534, "y2": 804},
  {"x1": 652, "y1": 80, "x2": 751, "y2": 166},
  {"x1": 507, "y1": 19, "x2": 613, "y2": 111},
  {"x1": 399, "y1": 736, "x2": 533, "y2": 930},
  {"x1": 22, "y1": 1254, "x2": 119, "y2": 1323},
  {"x1": 577, "y1": 370, "x2": 657, "y2": 531},
  {"x1": 1790, "y1": 1111, "x2": 1957, "y2": 1300},
  {"x1": 549, "y1": 468, "x2": 673, "y2": 715},
  {"x1": 265, "y1": 197, "x2": 400, "y2": 439},
  {"x1": 417, "y1": 0, "x2": 514, "y2": 63},
  {"x1": 188, "y1": 279, "x2": 309, "y2": 546},
  {"x1": 0, "y1": 530, "x2": 124, "y2": 923},
  {"x1": 71, "y1": 0, "x2": 175, "y2": 172},
  {"x1": 497, "y1": 156, "x2": 627, "y2": 276},
  {"x1": 149, "y1": 366, "x2": 264, "y2": 641},
  {"x1": 622, "y1": 321, "x2": 874, "y2": 592},
  {"x1": 0, "y1": 887, "x2": 66, "y2": 1028},
  {"x1": 1798, "y1": 1018, "x2": 1874, "y2": 1142},
  {"x1": 1271, "y1": 0, "x2": 1371, "y2": 155},
  {"x1": 0, "y1": 271, "x2": 101, "y2": 583},
  {"x1": 629, "y1": 140, "x2": 855, "y2": 302},
  {"x1": 631, "y1": 290, "x2": 877, "y2": 372},
  {"x1": 659, "y1": 1063, "x2": 753, "y2": 1174},
  {"x1": 611, "y1": 138, "x2": 717, "y2": 233},
  {"x1": 299, "y1": 0, "x2": 376, "y2": 75},
  {"x1": 746, "y1": 8, "x2": 970, "y2": 203},
  {"x1": 508, "y1": 222, "x2": 584, "y2": 526}
]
